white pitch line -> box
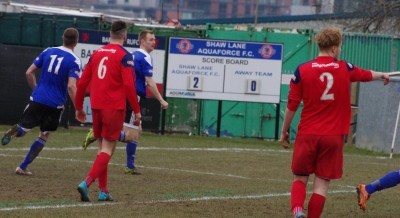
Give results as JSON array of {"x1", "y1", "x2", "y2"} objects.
[
  {"x1": 142, "y1": 147, "x2": 291, "y2": 154},
  {"x1": 0, "y1": 153, "x2": 358, "y2": 189},
  {"x1": 0, "y1": 145, "x2": 395, "y2": 170},
  {"x1": 0, "y1": 149, "x2": 359, "y2": 212},
  {"x1": 0, "y1": 146, "x2": 291, "y2": 154},
  {"x1": 1, "y1": 146, "x2": 394, "y2": 161},
  {"x1": 0, "y1": 189, "x2": 354, "y2": 212},
  {"x1": 1, "y1": 144, "x2": 395, "y2": 188},
  {"x1": 0, "y1": 153, "x2": 256, "y2": 180},
  {"x1": 0, "y1": 202, "x2": 122, "y2": 211}
]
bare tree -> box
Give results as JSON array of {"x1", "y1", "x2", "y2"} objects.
[{"x1": 343, "y1": 0, "x2": 400, "y2": 35}]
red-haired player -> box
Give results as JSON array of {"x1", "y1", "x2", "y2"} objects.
[{"x1": 280, "y1": 27, "x2": 390, "y2": 218}]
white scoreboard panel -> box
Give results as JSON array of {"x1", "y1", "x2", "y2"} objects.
[{"x1": 166, "y1": 37, "x2": 283, "y2": 103}]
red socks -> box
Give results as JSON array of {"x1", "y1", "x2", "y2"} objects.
[
  {"x1": 291, "y1": 180, "x2": 306, "y2": 213},
  {"x1": 290, "y1": 180, "x2": 326, "y2": 217},
  {"x1": 307, "y1": 193, "x2": 325, "y2": 218},
  {"x1": 85, "y1": 152, "x2": 111, "y2": 188},
  {"x1": 98, "y1": 162, "x2": 109, "y2": 193}
]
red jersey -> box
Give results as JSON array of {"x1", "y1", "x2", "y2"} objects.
[
  {"x1": 287, "y1": 56, "x2": 372, "y2": 135},
  {"x1": 75, "y1": 44, "x2": 140, "y2": 113}
]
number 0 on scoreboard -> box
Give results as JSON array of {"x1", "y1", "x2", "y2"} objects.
[{"x1": 246, "y1": 79, "x2": 260, "y2": 94}]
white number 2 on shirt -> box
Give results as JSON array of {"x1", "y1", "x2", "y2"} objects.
[
  {"x1": 98, "y1": 57, "x2": 108, "y2": 79},
  {"x1": 320, "y1": 72, "x2": 334, "y2": 100}
]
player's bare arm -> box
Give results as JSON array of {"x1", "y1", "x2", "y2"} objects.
[
  {"x1": 75, "y1": 58, "x2": 93, "y2": 124},
  {"x1": 371, "y1": 71, "x2": 390, "y2": 85},
  {"x1": 67, "y1": 76, "x2": 78, "y2": 107},
  {"x1": 25, "y1": 63, "x2": 39, "y2": 90},
  {"x1": 134, "y1": 112, "x2": 141, "y2": 124},
  {"x1": 280, "y1": 109, "x2": 296, "y2": 149},
  {"x1": 145, "y1": 76, "x2": 168, "y2": 109},
  {"x1": 75, "y1": 110, "x2": 86, "y2": 123}
]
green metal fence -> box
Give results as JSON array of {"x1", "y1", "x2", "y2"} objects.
[
  {"x1": 0, "y1": 12, "x2": 205, "y2": 134},
  {"x1": 199, "y1": 24, "x2": 400, "y2": 139},
  {"x1": 1, "y1": 12, "x2": 399, "y2": 138},
  {"x1": 200, "y1": 26, "x2": 313, "y2": 138},
  {"x1": 0, "y1": 13, "x2": 101, "y2": 46}
]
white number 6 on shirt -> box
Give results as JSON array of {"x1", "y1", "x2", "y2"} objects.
[{"x1": 98, "y1": 57, "x2": 108, "y2": 79}]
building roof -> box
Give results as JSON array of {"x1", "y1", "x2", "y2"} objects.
[
  {"x1": 180, "y1": 12, "x2": 366, "y2": 25},
  {"x1": 0, "y1": 2, "x2": 150, "y2": 23}
]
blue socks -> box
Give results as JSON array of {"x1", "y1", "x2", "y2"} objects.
[
  {"x1": 126, "y1": 141, "x2": 137, "y2": 169},
  {"x1": 365, "y1": 171, "x2": 400, "y2": 195},
  {"x1": 19, "y1": 137, "x2": 46, "y2": 170},
  {"x1": 16, "y1": 126, "x2": 25, "y2": 137},
  {"x1": 119, "y1": 131, "x2": 126, "y2": 142}
]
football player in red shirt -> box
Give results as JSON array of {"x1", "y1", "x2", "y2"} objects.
[
  {"x1": 279, "y1": 27, "x2": 390, "y2": 218},
  {"x1": 74, "y1": 20, "x2": 140, "y2": 202}
]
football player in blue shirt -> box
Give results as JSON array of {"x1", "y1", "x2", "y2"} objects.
[
  {"x1": 357, "y1": 170, "x2": 400, "y2": 211},
  {"x1": 83, "y1": 30, "x2": 168, "y2": 175},
  {"x1": 1, "y1": 28, "x2": 81, "y2": 175},
  {"x1": 124, "y1": 30, "x2": 168, "y2": 174}
]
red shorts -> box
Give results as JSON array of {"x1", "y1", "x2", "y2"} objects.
[
  {"x1": 291, "y1": 135, "x2": 344, "y2": 180},
  {"x1": 91, "y1": 109, "x2": 125, "y2": 140}
]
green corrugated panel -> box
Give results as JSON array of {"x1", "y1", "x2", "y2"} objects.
[
  {"x1": 309, "y1": 31, "x2": 396, "y2": 72},
  {"x1": 0, "y1": 12, "x2": 207, "y2": 135},
  {"x1": 0, "y1": 13, "x2": 22, "y2": 44},
  {"x1": 395, "y1": 39, "x2": 400, "y2": 71},
  {"x1": 200, "y1": 26, "x2": 312, "y2": 138},
  {"x1": 111, "y1": 24, "x2": 204, "y2": 134},
  {"x1": 40, "y1": 19, "x2": 56, "y2": 47},
  {"x1": 205, "y1": 101, "x2": 278, "y2": 138},
  {"x1": 0, "y1": 13, "x2": 100, "y2": 47},
  {"x1": 339, "y1": 34, "x2": 393, "y2": 71},
  {"x1": 161, "y1": 29, "x2": 203, "y2": 134},
  {"x1": 46, "y1": 15, "x2": 101, "y2": 46},
  {"x1": 164, "y1": 98, "x2": 201, "y2": 134},
  {"x1": 309, "y1": 32, "x2": 394, "y2": 72},
  {"x1": 199, "y1": 100, "x2": 225, "y2": 136},
  {"x1": 21, "y1": 18, "x2": 42, "y2": 46},
  {"x1": 3, "y1": 13, "x2": 400, "y2": 137},
  {"x1": 198, "y1": 25, "x2": 400, "y2": 139},
  {"x1": 99, "y1": 22, "x2": 203, "y2": 38}
]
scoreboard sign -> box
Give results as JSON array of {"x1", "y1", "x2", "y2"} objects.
[{"x1": 166, "y1": 37, "x2": 283, "y2": 103}]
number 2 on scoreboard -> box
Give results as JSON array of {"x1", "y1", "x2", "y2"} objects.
[
  {"x1": 188, "y1": 76, "x2": 203, "y2": 91},
  {"x1": 193, "y1": 77, "x2": 199, "y2": 88}
]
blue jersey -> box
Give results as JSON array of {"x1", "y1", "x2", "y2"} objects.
[
  {"x1": 132, "y1": 49, "x2": 153, "y2": 97},
  {"x1": 31, "y1": 46, "x2": 81, "y2": 108}
]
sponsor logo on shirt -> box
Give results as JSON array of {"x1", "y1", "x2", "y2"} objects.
[
  {"x1": 98, "y1": 48, "x2": 117, "y2": 53},
  {"x1": 311, "y1": 62, "x2": 339, "y2": 68}
]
